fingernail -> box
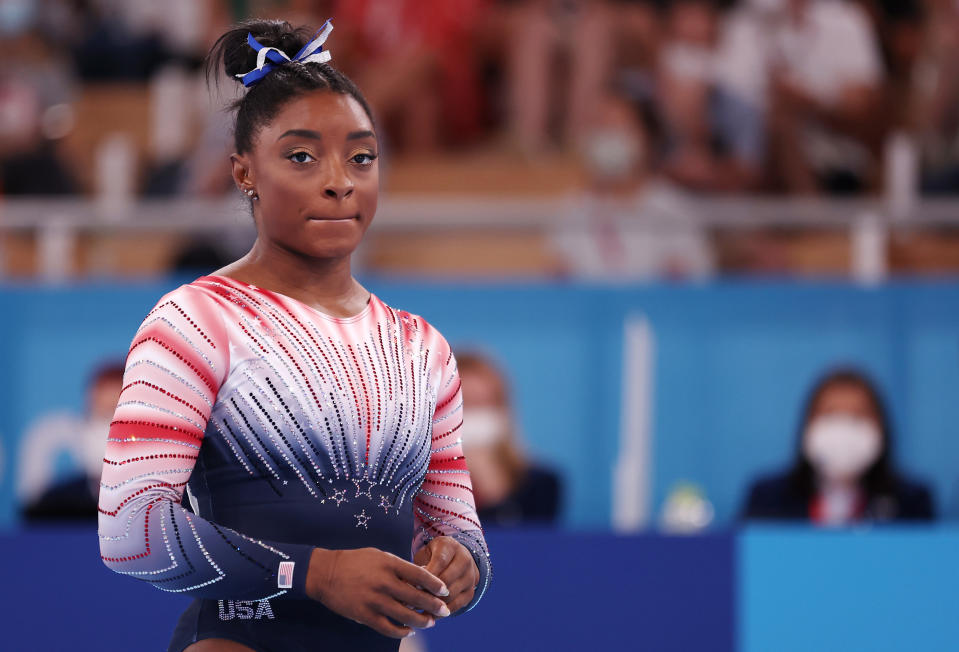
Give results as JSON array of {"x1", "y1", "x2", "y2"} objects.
[
  {"x1": 437, "y1": 604, "x2": 451, "y2": 617},
  {"x1": 425, "y1": 618, "x2": 436, "y2": 629},
  {"x1": 405, "y1": 631, "x2": 416, "y2": 638},
  {"x1": 438, "y1": 584, "x2": 449, "y2": 597}
]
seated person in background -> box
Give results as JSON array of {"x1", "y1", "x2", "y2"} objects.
[
  {"x1": 20, "y1": 361, "x2": 124, "y2": 521},
  {"x1": 742, "y1": 367, "x2": 934, "y2": 525},
  {"x1": 550, "y1": 89, "x2": 714, "y2": 281},
  {"x1": 457, "y1": 351, "x2": 562, "y2": 526}
]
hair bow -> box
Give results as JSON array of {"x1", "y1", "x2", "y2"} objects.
[{"x1": 236, "y1": 19, "x2": 333, "y2": 87}]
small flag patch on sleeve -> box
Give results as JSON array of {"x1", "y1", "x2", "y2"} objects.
[{"x1": 278, "y1": 561, "x2": 294, "y2": 589}]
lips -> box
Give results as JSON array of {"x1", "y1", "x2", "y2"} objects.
[{"x1": 307, "y1": 213, "x2": 361, "y2": 222}]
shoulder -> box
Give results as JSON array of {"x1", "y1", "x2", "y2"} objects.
[
  {"x1": 891, "y1": 475, "x2": 936, "y2": 517},
  {"x1": 144, "y1": 280, "x2": 223, "y2": 318},
  {"x1": 140, "y1": 278, "x2": 240, "y2": 328},
  {"x1": 742, "y1": 470, "x2": 808, "y2": 519},
  {"x1": 521, "y1": 465, "x2": 563, "y2": 503},
  {"x1": 381, "y1": 299, "x2": 455, "y2": 361},
  {"x1": 525, "y1": 464, "x2": 562, "y2": 489},
  {"x1": 131, "y1": 280, "x2": 232, "y2": 370},
  {"x1": 747, "y1": 471, "x2": 794, "y2": 498}
]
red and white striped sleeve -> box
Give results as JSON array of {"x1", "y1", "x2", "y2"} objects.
[
  {"x1": 97, "y1": 284, "x2": 315, "y2": 600},
  {"x1": 412, "y1": 330, "x2": 492, "y2": 614}
]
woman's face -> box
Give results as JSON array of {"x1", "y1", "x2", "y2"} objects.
[
  {"x1": 459, "y1": 366, "x2": 509, "y2": 451},
  {"x1": 460, "y1": 367, "x2": 501, "y2": 410},
  {"x1": 810, "y1": 383, "x2": 878, "y2": 425},
  {"x1": 802, "y1": 381, "x2": 884, "y2": 484},
  {"x1": 233, "y1": 91, "x2": 379, "y2": 260}
]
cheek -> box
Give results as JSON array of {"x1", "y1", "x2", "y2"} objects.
[{"x1": 357, "y1": 169, "x2": 379, "y2": 214}]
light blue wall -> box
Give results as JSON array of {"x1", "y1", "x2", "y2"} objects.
[
  {"x1": 2, "y1": 279, "x2": 959, "y2": 530},
  {"x1": 741, "y1": 526, "x2": 959, "y2": 652}
]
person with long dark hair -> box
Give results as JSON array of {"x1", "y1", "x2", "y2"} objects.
[
  {"x1": 97, "y1": 19, "x2": 490, "y2": 652},
  {"x1": 742, "y1": 367, "x2": 934, "y2": 524}
]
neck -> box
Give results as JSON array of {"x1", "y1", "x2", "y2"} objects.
[
  {"x1": 819, "y1": 476, "x2": 859, "y2": 493},
  {"x1": 216, "y1": 237, "x2": 366, "y2": 316}
]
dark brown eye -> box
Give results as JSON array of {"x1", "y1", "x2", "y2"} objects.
[
  {"x1": 352, "y1": 153, "x2": 377, "y2": 166},
  {"x1": 289, "y1": 151, "x2": 314, "y2": 164}
]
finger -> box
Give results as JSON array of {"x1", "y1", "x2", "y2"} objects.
[
  {"x1": 424, "y1": 539, "x2": 457, "y2": 579},
  {"x1": 393, "y1": 559, "x2": 449, "y2": 597},
  {"x1": 368, "y1": 614, "x2": 414, "y2": 639},
  {"x1": 378, "y1": 597, "x2": 436, "y2": 630},
  {"x1": 412, "y1": 545, "x2": 431, "y2": 567},
  {"x1": 445, "y1": 585, "x2": 476, "y2": 614},
  {"x1": 388, "y1": 579, "x2": 452, "y2": 618},
  {"x1": 440, "y1": 554, "x2": 475, "y2": 598}
]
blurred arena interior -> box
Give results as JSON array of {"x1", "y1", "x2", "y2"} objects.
[{"x1": 2, "y1": 0, "x2": 959, "y2": 650}]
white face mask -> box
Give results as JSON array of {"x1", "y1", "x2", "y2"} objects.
[
  {"x1": 460, "y1": 407, "x2": 509, "y2": 448},
  {"x1": 583, "y1": 129, "x2": 643, "y2": 183},
  {"x1": 803, "y1": 414, "x2": 882, "y2": 482}
]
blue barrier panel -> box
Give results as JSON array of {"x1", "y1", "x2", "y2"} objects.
[
  {"x1": 3, "y1": 280, "x2": 959, "y2": 531},
  {"x1": 1, "y1": 527, "x2": 734, "y2": 651},
  {"x1": 740, "y1": 525, "x2": 959, "y2": 652}
]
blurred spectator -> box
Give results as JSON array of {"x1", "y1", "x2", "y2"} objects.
[
  {"x1": 18, "y1": 361, "x2": 124, "y2": 521},
  {"x1": 551, "y1": 90, "x2": 713, "y2": 279},
  {"x1": 911, "y1": 0, "x2": 959, "y2": 193},
  {"x1": 0, "y1": 13, "x2": 78, "y2": 194},
  {"x1": 505, "y1": 0, "x2": 613, "y2": 154},
  {"x1": 60, "y1": 0, "x2": 217, "y2": 81},
  {"x1": 758, "y1": 0, "x2": 885, "y2": 193},
  {"x1": 333, "y1": 0, "x2": 491, "y2": 153},
  {"x1": 658, "y1": 0, "x2": 765, "y2": 191},
  {"x1": 457, "y1": 351, "x2": 563, "y2": 526},
  {"x1": 742, "y1": 367, "x2": 935, "y2": 524}
]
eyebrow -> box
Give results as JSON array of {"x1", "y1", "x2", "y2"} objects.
[{"x1": 276, "y1": 129, "x2": 376, "y2": 142}]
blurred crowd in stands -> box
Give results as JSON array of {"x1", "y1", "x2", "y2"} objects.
[
  {"x1": 2, "y1": 0, "x2": 957, "y2": 198},
  {"x1": 1, "y1": 0, "x2": 958, "y2": 280}
]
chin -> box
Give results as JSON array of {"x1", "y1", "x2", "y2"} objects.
[{"x1": 300, "y1": 239, "x2": 362, "y2": 260}]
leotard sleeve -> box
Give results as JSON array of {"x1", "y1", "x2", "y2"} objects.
[
  {"x1": 97, "y1": 285, "x2": 316, "y2": 600},
  {"x1": 411, "y1": 335, "x2": 492, "y2": 615}
]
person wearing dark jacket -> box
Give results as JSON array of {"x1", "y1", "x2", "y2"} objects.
[
  {"x1": 456, "y1": 351, "x2": 563, "y2": 527},
  {"x1": 742, "y1": 367, "x2": 934, "y2": 525}
]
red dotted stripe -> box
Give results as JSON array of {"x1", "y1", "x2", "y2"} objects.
[
  {"x1": 432, "y1": 421, "x2": 462, "y2": 442},
  {"x1": 436, "y1": 378, "x2": 461, "y2": 411},
  {"x1": 129, "y1": 336, "x2": 217, "y2": 393},
  {"x1": 103, "y1": 453, "x2": 198, "y2": 466},
  {"x1": 416, "y1": 497, "x2": 482, "y2": 530},
  {"x1": 422, "y1": 477, "x2": 473, "y2": 493},
  {"x1": 152, "y1": 300, "x2": 216, "y2": 349},
  {"x1": 121, "y1": 380, "x2": 206, "y2": 418},
  {"x1": 428, "y1": 455, "x2": 469, "y2": 472},
  {"x1": 101, "y1": 499, "x2": 162, "y2": 561}
]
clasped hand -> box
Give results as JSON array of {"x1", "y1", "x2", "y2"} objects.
[{"x1": 306, "y1": 537, "x2": 478, "y2": 639}]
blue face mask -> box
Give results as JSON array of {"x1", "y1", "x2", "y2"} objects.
[{"x1": 0, "y1": 0, "x2": 36, "y2": 35}]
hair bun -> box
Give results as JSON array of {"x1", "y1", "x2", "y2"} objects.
[{"x1": 209, "y1": 19, "x2": 314, "y2": 85}]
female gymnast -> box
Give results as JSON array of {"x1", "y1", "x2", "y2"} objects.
[{"x1": 97, "y1": 18, "x2": 491, "y2": 652}]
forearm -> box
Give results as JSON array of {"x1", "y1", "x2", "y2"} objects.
[{"x1": 99, "y1": 492, "x2": 316, "y2": 600}]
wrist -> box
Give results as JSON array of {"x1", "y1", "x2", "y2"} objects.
[{"x1": 306, "y1": 547, "x2": 338, "y2": 603}]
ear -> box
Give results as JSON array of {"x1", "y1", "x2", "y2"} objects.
[{"x1": 230, "y1": 152, "x2": 254, "y2": 192}]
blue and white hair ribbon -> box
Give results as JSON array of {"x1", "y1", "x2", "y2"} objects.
[{"x1": 235, "y1": 19, "x2": 334, "y2": 87}]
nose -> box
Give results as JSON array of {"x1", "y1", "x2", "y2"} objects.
[{"x1": 323, "y1": 159, "x2": 354, "y2": 200}]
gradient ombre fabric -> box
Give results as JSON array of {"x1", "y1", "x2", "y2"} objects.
[{"x1": 98, "y1": 275, "x2": 490, "y2": 616}]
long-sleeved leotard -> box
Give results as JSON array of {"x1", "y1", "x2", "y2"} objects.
[{"x1": 98, "y1": 275, "x2": 491, "y2": 634}]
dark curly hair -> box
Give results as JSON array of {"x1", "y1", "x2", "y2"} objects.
[{"x1": 204, "y1": 19, "x2": 374, "y2": 155}]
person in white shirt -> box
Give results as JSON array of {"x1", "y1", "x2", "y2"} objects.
[
  {"x1": 716, "y1": 0, "x2": 885, "y2": 193},
  {"x1": 551, "y1": 90, "x2": 714, "y2": 281}
]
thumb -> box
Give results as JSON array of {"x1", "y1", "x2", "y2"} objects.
[{"x1": 413, "y1": 544, "x2": 432, "y2": 567}]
